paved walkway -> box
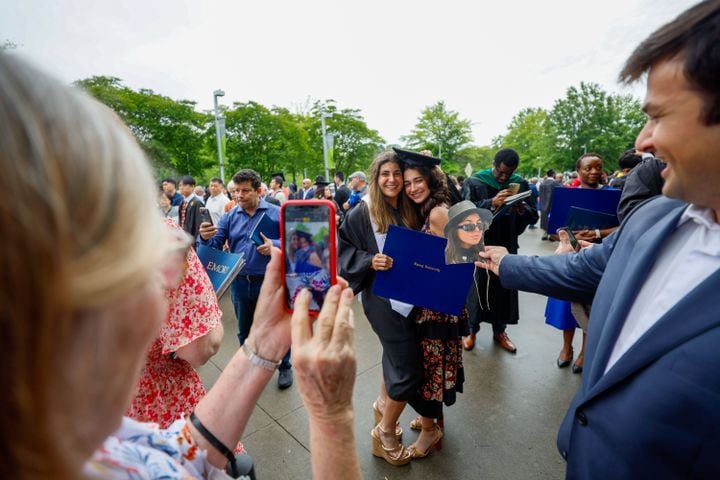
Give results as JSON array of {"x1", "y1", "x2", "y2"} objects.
[{"x1": 199, "y1": 226, "x2": 583, "y2": 479}]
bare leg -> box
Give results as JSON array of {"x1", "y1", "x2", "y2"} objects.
[
  {"x1": 576, "y1": 332, "x2": 586, "y2": 368},
  {"x1": 560, "y1": 329, "x2": 575, "y2": 361},
  {"x1": 408, "y1": 416, "x2": 443, "y2": 458},
  {"x1": 377, "y1": 398, "x2": 406, "y2": 448},
  {"x1": 376, "y1": 377, "x2": 389, "y2": 412}
]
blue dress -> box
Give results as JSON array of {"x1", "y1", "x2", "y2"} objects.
[{"x1": 544, "y1": 297, "x2": 578, "y2": 330}]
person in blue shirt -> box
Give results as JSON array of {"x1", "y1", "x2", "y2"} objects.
[
  {"x1": 162, "y1": 178, "x2": 185, "y2": 207},
  {"x1": 199, "y1": 169, "x2": 293, "y2": 389}
]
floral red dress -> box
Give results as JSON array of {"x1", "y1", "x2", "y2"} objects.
[
  {"x1": 126, "y1": 221, "x2": 222, "y2": 429},
  {"x1": 409, "y1": 216, "x2": 467, "y2": 419}
]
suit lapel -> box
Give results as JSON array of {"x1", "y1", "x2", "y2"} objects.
[
  {"x1": 586, "y1": 207, "x2": 685, "y2": 387},
  {"x1": 585, "y1": 268, "x2": 720, "y2": 402}
]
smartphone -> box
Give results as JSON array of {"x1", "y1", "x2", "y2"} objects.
[
  {"x1": 199, "y1": 207, "x2": 213, "y2": 225},
  {"x1": 557, "y1": 226, "x2": 580, "y2": 252},
  {"x1": 280, "y1": 200, "x2": 337, "y2": 314}
]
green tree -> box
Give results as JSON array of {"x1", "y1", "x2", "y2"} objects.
[
  {"x1": 401, "y1": 101, "x2": 473, "y2": 171},
  {"x1": 548, "y1": 82, "x2": 645, "y2": 172},
  {"x1": 454, "y1": 145, "x2": 496, "y2": 175},
  {"x1": 307, "y1": 100, "x2": 385, "y2": 179},
  {"x1": 223, "y1": 102, "x2": 312, "y2": 182},
  {"x1": 494, "y1": 107, "x2": 558, "y2": 176},
  {"x1": 74, "y1": 76, "x2": 213, "y2": 179}
]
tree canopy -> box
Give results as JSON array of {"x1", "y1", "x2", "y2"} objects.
[
  {"x1": 74, "y1": 78, "x2": 385, "y2": 185},
  {"x1": 74, "y1": 76, "x2": 212, "y2": 180},
  {"x1": 495, "y1": 82, "x2": 645, "y2": 175},
  {"x1": 401, "y1": 101, "x2": 473, "y2": 174},
  {"x1": 74, "y1": 76, "x2": 645, "y2": 184}
]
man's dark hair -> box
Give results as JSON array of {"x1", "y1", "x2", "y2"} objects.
[
  {"x1": 457, "y1": 175, "x2": 465, "y2": 182},
  {"x1": 162, "y1": 178, "x2": 177, "y2": 186},
  {"x1": 618, "y1": 149, "x2": 643, "y2": 170},
  {"x1": 179, "y1": 175, "x2": 196, "y2": 187},
  {"x1": 271, "y1": 175, "x2": 284, "y2": 187},
  {"x1": 209, "y1": 177, "x2": 223, "y2": 185},
  {"x1": 546, "y1": 169, "x2": 556, "y2": 177},
  {"x1": 232, "y1": 169, "x2": 262, "y2": 189},
  {"x1": 620, "y1": 1, "x2": 720, "y2": 125},
  {"x1": 334, "y1": 171, "x2": 344, "y2": 182},
  {"x1": 494, "y1": 148, "x2": 520, "y2": 168}
]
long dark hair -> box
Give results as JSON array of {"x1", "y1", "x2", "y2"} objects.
[
  {"x1": 367, "y1": 151, "x2": 417, "y2": 233},
  {"x1": 402, "y1": 163, "x2": 450, "y2": 224}
]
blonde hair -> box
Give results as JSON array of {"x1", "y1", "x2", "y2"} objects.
[
  {"x1": 0, "y1": 53, "x2": 166, "y2": 477},
  {"x1": 367, "y1": 150, "x2": 418, "y2": 232}
]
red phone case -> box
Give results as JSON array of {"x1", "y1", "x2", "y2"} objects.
[{"x1": 280, "y1": 199, "x2": 337, "y2": 315}]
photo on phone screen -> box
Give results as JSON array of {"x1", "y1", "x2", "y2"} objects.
[{"x1": 282, "y1": 201, "x2": 336, "y2": 312}]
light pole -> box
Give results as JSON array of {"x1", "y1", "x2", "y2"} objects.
[
  {"x1": 321, "y1": 112, "x2": 333, "y2": 181},
  {"x1": 213, "y1": 89, "x2": 226, "y2": 183}
]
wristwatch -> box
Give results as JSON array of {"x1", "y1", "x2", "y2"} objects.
[{"x1": 242, "y1": 342, "x2": 281, "y2": 371}]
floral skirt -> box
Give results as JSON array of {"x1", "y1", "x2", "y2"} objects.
[{"x1": 409, "y1": 307, "x2": 466, "y2": 418}]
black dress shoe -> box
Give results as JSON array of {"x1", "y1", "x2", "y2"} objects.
[
  {"x1": 557, "y1": 348, "x2": 573, "y2": 368},
  {"x1": 572, "y1": 363, "x2": 583, "y2": 374},
  {"x1": 278, "y1": 368, "x2": 294, "y2": 389}
]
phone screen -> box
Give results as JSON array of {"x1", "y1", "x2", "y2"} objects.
[{"x1": 282, "y1": 201, "x2": 336, "y2": 313}]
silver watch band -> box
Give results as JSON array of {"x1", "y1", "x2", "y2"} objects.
[{"x1": 242, "y1": 342, "x2": 281, "y2": 371}]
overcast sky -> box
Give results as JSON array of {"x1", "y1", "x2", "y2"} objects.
[{"x1": 1, "y1": 0, "x2": 699, "y2": 146}]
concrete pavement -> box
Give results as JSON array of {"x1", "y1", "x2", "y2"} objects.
[{"x1": 198, "y1": 226, "x2": 584, "y2": 479}]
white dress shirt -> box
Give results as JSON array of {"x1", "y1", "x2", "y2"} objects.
[
  {"x1": 205, "y1": 193, "x2": 230, "y2": 225},
  {"x1": 605, "y1": 205, "x2": 720, "y2": 373}
]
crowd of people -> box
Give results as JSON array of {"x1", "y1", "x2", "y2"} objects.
[{"x1": 2, "y1": 2, "x2": 719, "y2": 479}]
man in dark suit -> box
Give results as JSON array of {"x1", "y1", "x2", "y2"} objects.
[
  {"x1": 178, "y1": 175, "x2": 204, "y2": 238},
  {"x1": 333, "y1": 171, "x2": 350, "y2": 209},
  {"x1": 538, "y1": 169, "x2": 561, "y2": 239},
  {"x1": 299, "y1": 178, "x2": 314, "y2": 200},
  {"x1": 480, "y1": 2, "x2": 720, "y2": 477}
]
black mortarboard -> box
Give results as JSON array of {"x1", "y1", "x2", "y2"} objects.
[
  {"x1": 270, "y1": 172, "x2": 286, "y2": 182},
  {"x1": 393, "y1": 147, "x2": 441, "y2": 167},
  {"x1": 314, "y1": 175, "x2": 331, "y2": 186}
]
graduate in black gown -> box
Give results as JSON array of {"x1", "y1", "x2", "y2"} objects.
[{"x1": 338, "y1": 150, "x2": 420, "y2": 466}]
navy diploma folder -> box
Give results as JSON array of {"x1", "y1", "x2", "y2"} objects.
[
  {"x1": 566, "y1": 206, "x2": 620, "y2": 230},
  {"x1": 547, "y1": 188, "x2": 621, "y2": 234},
  {"x1": 373, "y1": 225, "x2": 474, "y2": 316},
  {"x1": 250, "y1": 212, "x2": 280, "y2": 246},
  {"x1": 196, "y1": 244, "x2": 246, "y2": 299}
]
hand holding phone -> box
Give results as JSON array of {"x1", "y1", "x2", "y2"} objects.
[
  {"x1": 556, "y1": 227, "x2": 580, "y2": 252},
  {"x1": 281, "y1": 200, "x2": 337, "y2": 315},
  {"x1": 199, "y1": 207, "x2": 213, "y2": 226}
]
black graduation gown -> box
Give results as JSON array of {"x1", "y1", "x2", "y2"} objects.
[
  {"x1": 181, "y1": 197, "x2": 205, "y2": 238},
  {"x1": 462, "y1": 177, "x2": 539, "y2": 328},
  {"x1": 338, "y1": 202, "x2": 421, "y2": 401}
]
